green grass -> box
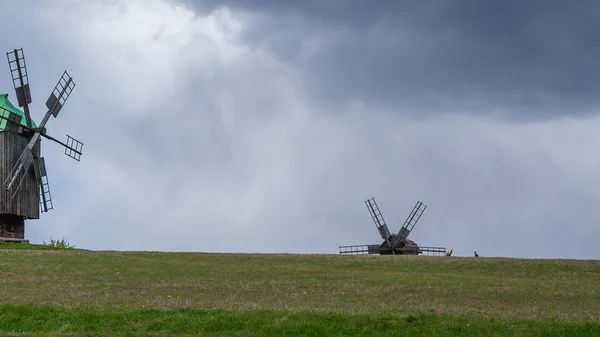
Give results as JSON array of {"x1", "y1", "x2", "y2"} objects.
[
  {"x1": 0, "y1": 241, "x2": 67, "y2": 250},
  {"x1": 2, "y1": 304, "x2": 599, "y2": 336},
  {"x1": 1, "y1": 247, "x2": 599, "y2": 335}
]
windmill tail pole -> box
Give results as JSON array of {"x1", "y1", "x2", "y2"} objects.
[
  {"x1": 40, "y1": 132, "x2": 82, "y2": 155},
  {"x1": 0, "y1": 114, "x2": 82, "y2": 156}
]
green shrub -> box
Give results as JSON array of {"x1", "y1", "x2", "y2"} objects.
[{"x1": 42, "y1": 237, "x2": 76, "y2": 249}]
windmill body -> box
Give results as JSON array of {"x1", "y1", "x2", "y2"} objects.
[
  {"x1": 0, "y1": 48, "x2": 83, "y2": 241},
  {"x1": 0, "y1": 96, "x2": 41, "y2": 238},
  {"x1": 339, "y1": 197, "x2": 446, "y2": 256}
]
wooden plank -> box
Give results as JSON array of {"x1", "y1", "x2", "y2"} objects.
[
  {"x1": 0, "y1": 131, "x2": 40, "y2": 218},
  {"x1": 0, "y1": 236, "x2": 29, "y2": 243}
]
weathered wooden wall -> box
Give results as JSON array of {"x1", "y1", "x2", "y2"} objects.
[
  {"x1": 0, "y1": 130, "x2": 40, "y2": 219},
  {"x1": 0, "y1": 214, "x2": 24, "y2": 239}
]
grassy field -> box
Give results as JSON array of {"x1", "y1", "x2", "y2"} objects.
[{"x1": 1, "y1": 242, "x2": 599, "y2": 336}]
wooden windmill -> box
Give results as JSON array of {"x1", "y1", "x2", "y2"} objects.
[
  {"x1": 339, "y1": 197, "x2": 446, "y2": 256},
  {"x1": 0, "y1": 48, "x2": 83, "y2": 242}
]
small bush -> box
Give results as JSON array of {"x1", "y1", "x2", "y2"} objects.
[{"x1": 42, "y1": 237, "x2": 76, "y2": 249}]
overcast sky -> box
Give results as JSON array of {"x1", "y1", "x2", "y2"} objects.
[{"x1": 1, "y1": 0, "x2": 599, "y2": 259}]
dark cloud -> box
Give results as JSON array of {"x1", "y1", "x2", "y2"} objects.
[
  {"x1": 180, "y1": 0, "x2": 600, "y2": 120},
  {"x1": 2, "y1": 0, "x2": 600, "y2": 260}
]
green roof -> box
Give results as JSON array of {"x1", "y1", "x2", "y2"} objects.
[{"x1": 0, "y1": 93, "x2": 37, "y2": 131}]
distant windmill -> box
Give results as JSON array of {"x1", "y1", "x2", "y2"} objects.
[
  {"x1": 0, "y1": 48, "x2": 83, "y2": 242},
  {"x1": 339, "y1": 197, "x2": 446, "y2": 256}
]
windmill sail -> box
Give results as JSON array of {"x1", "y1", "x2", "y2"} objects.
[
  {"x1": 391, "y1": 201, "x2": 427, "y2": 250},
  {"x1": 6, "y1": 48, "x2": 33, "y2": 127},
  {"x1": 4, "y1": 147, "x2": 34, "y2": 198},
  {"x1": 33, "y1": 157, "x2": 53, "y2": 213},
  {"x1": 365, "y1": 198, "x2": 392, "y2": 245}
]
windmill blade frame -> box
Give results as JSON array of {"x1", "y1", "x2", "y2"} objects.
[
  {"x1": 6, "y1": 48, "x2": 33, "y2": 127},
  {"x1": 365, "y1": 197, "x2": 392, "y2": 246},
  {"x1": 4, "y1": 145, "x2": 35, "y2": 198},
  {"x1": 45, "y1": 71, "x2": 75, "y2": 118},
  {"x1": 65, "y1": 135, "x2": 83, "y2": 161},
  {"x1": 33, "y1": 157, "x2": 53, "y2": 213},
  {"x1": 391, "y1": 201, "x2": 427, "y2": 250}
]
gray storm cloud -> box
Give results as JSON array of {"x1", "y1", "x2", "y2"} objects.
[
  {"x1": 181, "y1": 0, "x2": 600, "y2": 120},
  {"x1": 0, "y1": 0, "x2": 599, "y2": 259}
]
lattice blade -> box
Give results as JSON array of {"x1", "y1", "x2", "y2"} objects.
[
  {"x1": 64, "y1": 135, "x2": 83, "y2": 161},
  {"x1": 339, "y1": 244, "x2": 376, "y2": 255},
  {"x1": 395, "y1": 201, "x2": 427, "y2": 244},
  {"x1": 418, "y1": 246, "x2": 447, "y2": 257},
  {"x1": 365, "y1": 198, "x2": 392, "y2": 242},
  {"x1": 4, "y1": 148, "x2": 34, "y2": 199},
  {"x1": 34, "y1": 157, "x2": 53, "y2": 213},
  {"x1": 6, "y1": 48, "x2": 32, "y2": 107},
  {"x1": 45, "y1": 70, "x2": 75, "y2": 118},
  {"x1": 40, "y1": 174, "x2": 53, "y2": 212}
]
